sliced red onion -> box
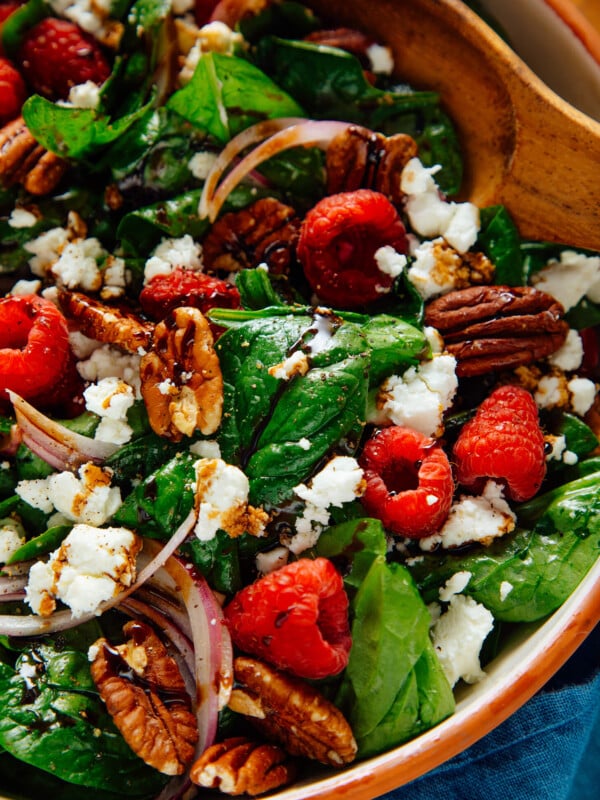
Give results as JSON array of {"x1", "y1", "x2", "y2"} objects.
[
  {"x1": 0, "y1": 509, "x2": 198, "y2": 637},
  {"x1": 8, "y1": 391, "x2": 118, "y2": 471},
  {"x1": 144, "y1": 539, "x2": 233, "y2": 756},
  {"x1": 0, "y1": 575, "x2": 27, "y2": 597},
  {"x1": 198, "y1": 116, "x2": 306, "y2": 220},
  {"x1": 0, "y1": 423, "x2": 23, "y2": 456}
]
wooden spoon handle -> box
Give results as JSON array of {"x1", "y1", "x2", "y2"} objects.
[{"x1": 308, "y1": 0, "x2": 600, "y2": 250}]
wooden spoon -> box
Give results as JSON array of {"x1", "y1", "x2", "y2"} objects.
[{"x1": 307, "y1": 0, "x2": 600, "y2": 251}]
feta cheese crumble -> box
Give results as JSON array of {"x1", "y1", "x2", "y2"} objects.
[
  {"x1": 194, "y1": 458, "x2": 268, "y2": 541},
  {"x1": 374, "y1": 353, "x2": 458, "y2": 437},
  {"x1": 420, "y1": 481, "x2": 516, "y2": 551},
  {"x1": 547, "y1": 328, "x2": 584, "y2": 371},
  {"x1": 531, "y1": 250, "x2": 600, "y2": 311},
  {"x1": 401, "y1": 158, "x2": 480, "y2": 253},
  {"x1": 77, "y1": 344, "x2": 142, "y2": 397},
  {"x1": 268, "y1": 350, "x2": 310, "y2": 380},
  {"x1": 51, "y1": 237, "x2": 104, "y2": 291},
  {"x1": 143, "y1": 234, "x2": 203, "y2": 283},
  {"x1": 0, "y1": 519, "x2": 26, "y2": 564},
  {"x1": 18, "y1": 464, "x2": 122, "y2": 527},
  {"x1": 374, "y1": 245, "x2": 407, "y2": 279},
  {"x1": 430, "y1": 593, "x2": 494, "y2": 688},
  {"x1": 83, "y1": 377, "x2": 135, "y2": 445},
  {"x1": 8, "y1": 208, "x2": 38, "y2": 228},
  {"x1": 25, "y1": 524, "x2": 141, "y2": 618},
  {"x1": 289, "y1": 457, "x2": 365, "y2": 554}
]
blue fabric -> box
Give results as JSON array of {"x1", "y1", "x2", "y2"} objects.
[{"x1": 381, "y1": 624, "x2": 600, "y2": 800}]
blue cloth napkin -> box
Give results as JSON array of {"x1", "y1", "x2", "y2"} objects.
[{"x1": 381, "y1": 623, "x2": 600, "y2": 800}]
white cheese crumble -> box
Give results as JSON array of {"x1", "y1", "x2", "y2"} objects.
[
  {"x1": 189, "y1": 439, "x2": 222, "y2": 459},
  {"x1": 143, "y1": 234, "x2": 203, "y2": 283},
  {"x1": 188, "y1": 151, "x2": 219, "y2": 180},
  {"x1": 10, "y1": 279, "x2": 42, "y2": 296},
  {"x1": 0, "y1": 520, "x2": 26, "y2": 564},
  {"x1": 194, "y1": 458, "x2": 267, "y2": 541},
  {"x1": 268, "y1": 350, "x2": 310, "y2": 380},
  {"x1": 68, "y1": 80, "x2": 101, "y2": 109},
  {"x1": 83, "y1": 377, "x2": 135, "y2": 445},
  {"x1": 51, "y1": 237, "x2": 104, "y2": 291},
  {"x1": 25, "y1": 524, "x2": 141, "y2": 618},
  {"x1": 255, "y1": 546, "x2": 289, "y2": 576},
  {"x1": 76, "y1": 345, "x2": 142, "y2": 397},
  {"x1": 431, "y1": 594, "x2": 494, "y2": 687},
  {"x1": 49, "y1": 463, "x2": 122, "y2": 526},
  {"x1": 439, "y1": 571, "x2": 472, "y2": 602},
  {"x1": 401, "y1": 158, "x2": 480, "y2": 253},
  {"x1": 48, "y1": 0, "x2": 117, "y2": 45},
  {"x1": 500, "y1": 581, "x2": 514, "y2": 601},
  {"x1": 366, "y1": 42, "x2": 394, "y2": 74},
  {"x1": 374, "y1": 353, "x2": 458, "y2": 437},
  {"x1": 548, "y1": 328, "x2": 584, "y2": 371},
  {"x1": 179, "y1": 22, "x2": 244, "y2": 84},
  {"x1": 420, "y1": 481, "x2": 516, "y2": 551},
  {"x1": 532, "y1": 250, "x2": 600, "y2": 311},
  {"x1": 374, "y1": 245, "x2": 407, "y2": 278},
  {"x1": 8, "y1": 208, "x2": 37, "y2": 228},
  {"x1": 24, "y1": 226, "x2": 70, "y2": 277},
  {"x1": 289, "y1": 457, "x2": 365, "y2": 554},
  {"x1": 568, "y1": 377, "x2": 596, "y2": 416}
]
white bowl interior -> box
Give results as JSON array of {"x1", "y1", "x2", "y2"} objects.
[{"x1": 480, "y1": 0, "x2": 600, "y2": 119}]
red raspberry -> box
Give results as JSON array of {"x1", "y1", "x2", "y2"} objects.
[
  {"x1": 453, "y1": 384, "x2": 546, "y2": 502},
  {"x1": 0, "y1": 294, "x2": 71, "y2": 404},
  {"x1": 224, "y1": 558, "x2": 352, "y2": 680},
  {"x1": 18, "y1": 18, "x2": 111, "y2": 100},
  {"x1": 296, "y1": 189, "x2": 408, "y2": 309},
  {"x1": 0, "y1": 57, "x2": 26, "y2": 124},
  {"x1": 140, "y1": 267, "x2": 241, "y2": 327},
  {"x1": 359, "y1": 425, "x2": 454, "y2": 538}
]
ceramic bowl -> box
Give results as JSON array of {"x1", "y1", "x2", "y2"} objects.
[{"x1": 263, "y1": 1, "x2": 600, "y2": 797}]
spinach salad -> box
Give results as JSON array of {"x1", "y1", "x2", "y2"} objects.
[{"x1": 0, "y1": 1, "x2": 599, "y2": 797}]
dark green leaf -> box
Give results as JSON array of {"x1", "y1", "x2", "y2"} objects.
[
  {"x1": 7, "y1": 525, "x2": 71, "y2": 565},
  {"x1": 180, "y1": 531, "x2": 242, "y2": 595},
  {"x1": 166, "y1": 53, "x2": 303, "y2": 144},
  {"x1": 478, "y1": 205, "x2": 524, "y2": 285},
  {"x1": 336, "y1": 558, "x2": 431, "y2": 739}
]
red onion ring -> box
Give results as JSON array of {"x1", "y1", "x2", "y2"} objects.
[
  {"x1": 199, "y1": 118, "x2": 354, "y2": 221},
  {"x1": 8, "y1": 390, "x2": 118, "y2": 471}
]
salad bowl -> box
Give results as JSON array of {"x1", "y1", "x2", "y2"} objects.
[{"x1": 0, "y1": 0, "x2": 600, "y2": 800}]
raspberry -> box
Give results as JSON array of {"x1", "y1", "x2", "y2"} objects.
[
  {"x1": 224, "y1": 558, "x2": 352, "y2": 680},
  {"x1": 0, "y1": 294, "x2": 71, "y2": 404},
  {"x1": 0, "y1": 57, "x2": 26, "y2": 124},
  {"x1": 140, "y1": 268, "x2": 241, "y2": 330},
  {"x1": 296, "y1": 189, "x2": 408, "y2": 308},
  {"x1": 453, "y1": 384, "x2": 546, "y2": 502},
  {"x1": 359, "y1": 426, "x2": 454, "y2": 538},
  {"x1": 18, "y1": 18, "x2": 111, "y2": 100}
]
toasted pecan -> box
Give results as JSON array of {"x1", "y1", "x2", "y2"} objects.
[
  {"x1": 190, "y1": 736, "x2": 296, "y2": 796},
  {"x1": 229, "y1": 657, "x2": 357, "y2": 767},
  {"x1": 425, "y1": 285, "x2": 569, "y2": 377},
  {"x1": 90, "y1": 620, "x2": 198, "y2": 776}
]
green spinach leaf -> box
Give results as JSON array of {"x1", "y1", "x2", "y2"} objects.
[
  {"x1": 166, "y1": 52, "x2": 303, "y2": 144},
  {"x1": 478, "y1": 205, "x2": 524, "y2": 285}
]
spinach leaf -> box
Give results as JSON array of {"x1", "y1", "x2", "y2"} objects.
[
  {"x1": 112, "y1": 452, "x2": 196, "y2": 538},
  {"x1": 180, "y1": 531, "x2": 242, "y2": 595},
  {"x1": 22, "y1": 95, "x2": 154, "y2": 161},
  {"x1": 104, "y1": 433, "x2": 180, "y2": 487},
  {"x1": 355, "y1": 638, "x2": 454, "y2": 758},
  {"x1": 0, "y1": 646, "x2": 166, "y2": 794},
  {"x1": 166, "y1": 53, "x2": 303, "y2": 144},
  {"x1": 408, "y1": 472, "x2": 600, "y2": 621},
  {"x1": 216, "y1": 313, "x2": 369, "y2": 505},
  {"x1": 254, "y1": 37, "x2": 462, "y2": 194},
  {"x1": 7, "y1": 525, "x2": 71, "y2": 565},
  {"x1": 478, "y1": 205, "x2": 524, "y2": 285},
  {"x1": 361, "y1": 314, "x2": 428, "y2": 385},
  {"x1": 565, "y1": 297, "x2": 600, "y2": 331},
  {"x1": 0, "y1": 0, "x2": 47, "y2": 58},
  {"x1": 236, "y1": 268, "x2": 285, "y2": 309}
]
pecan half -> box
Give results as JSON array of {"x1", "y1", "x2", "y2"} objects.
[
  {"x1": 58, "y1": 289, "x2": 154, "y2": 354},
  {"x1": 0, "y1": 117, "x2": 68, "y2": 195},
  {"x1": 202, "y1": 197, "x2": 300, "y2": 275},
  {"x1": 90, "y1": 620, "x2": 198, "y2": 776},
  {"x1": 190, "y1": 736, "x2": 296, "y2": 796},
  {"x1": 326, "y1": 125, "x2": 418, "y2": 204},
  {"x1": 140, "y1": 306, "x2": 223, "y2": 440},
  {"x1": 425, "y1": 285, "x2": 569, "y2": 377},
  {"x1": 229, "y1": 657, "x2": 357, "y2": 767}
]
